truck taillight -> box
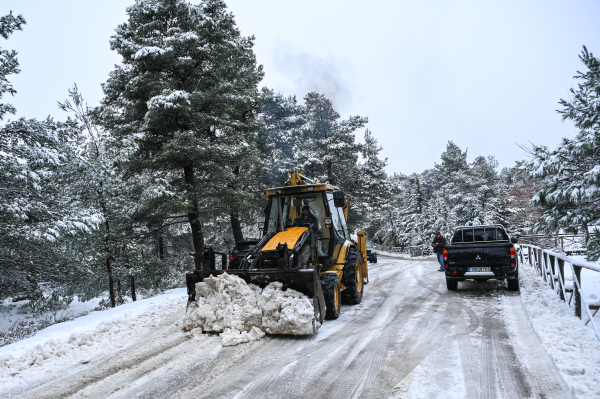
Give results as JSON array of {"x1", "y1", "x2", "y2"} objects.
[
  {"x1": 510, "y1": 248, "x2": 516, "y2": 259},
  {"x1": 229, "y1": 256, "x2": 238, "y2": 263},
  {"x1": 443, "y1": 249, "x2": 448, "y2": 261}
]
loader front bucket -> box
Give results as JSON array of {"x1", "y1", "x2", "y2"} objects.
[{"x1": 186, "y1": 268, "x2": 326, "y2": 326}]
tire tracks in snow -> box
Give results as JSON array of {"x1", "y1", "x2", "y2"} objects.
[
  {"x1": 502, "y1": 295, "x2": 573, "y2": 399},
  {"x1": 11, "y1": 310, "x2": 191, "y2": 399},
  {"x1": 106, "y1": 259, "x2": 409, "y2": 399},
  {"x1": 182, "y1": 258, "x2": 422, "y2": 398}
]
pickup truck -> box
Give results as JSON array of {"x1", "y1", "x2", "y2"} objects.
[{"x1": 443, "y1": 225, "x2": 519, "y2": 291}]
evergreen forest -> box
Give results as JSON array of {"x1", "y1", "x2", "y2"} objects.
[{"x1": 2, "y1": 0, "x2": 600, "y2": 320}]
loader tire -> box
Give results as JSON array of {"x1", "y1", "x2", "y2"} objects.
[
  {"x1": 321, "y1": 273, "x2": 341, "y2": 320},
  {"x1": 341, "y1": 248, "x2": 363, "y2": 305}
]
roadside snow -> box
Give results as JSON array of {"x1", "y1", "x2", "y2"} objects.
[
  {"x1": 0, "y1": 296, "x2": 101, "y2": 332},
  {"x1": 184, "y1": 273, "x2": 315, "y2": 345},
  {"x1": 0, "y1": 289, "x2": 187, "y2": 391},
  {"x1": 516, "y1": 263, "x2": 600, "y2": 398}
]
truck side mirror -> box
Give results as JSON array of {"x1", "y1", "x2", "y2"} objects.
[
  {"x1": 333, "y1": 191, "x2": 345, "y2": 208},
  {"x1": 510, "y1": 237, "x2": 519, "y2": 244}
]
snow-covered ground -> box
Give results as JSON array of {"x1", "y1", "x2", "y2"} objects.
[
  {"x1": 515, "y1": 263, "x2": 600, "y2": 398},
  {"x1": 1, "y1": 256, "x2": 599, "y2": 398},
  {"x1": 0, "y1": 296, "x2": 102, "y2": 331},
  {"x1": 563, "y1": 255, "x2": 600, "y2": 307}
]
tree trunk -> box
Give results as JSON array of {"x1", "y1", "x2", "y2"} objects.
[
  {"x1": 99, "y1": 184, "x2": 116, "y2": 308},
  {"x1": 230, "y1": 211, "x2": 244, "y2": 243},
  {"x1": 184, "y1": 164, "x2": 205, "y2": 270},
  {"x1": 130, "y1": 276, "x2": 137, "y2": 301},
  {"x1": 158, "y1": 235, "x2": 164, "y2": 260},
  {"x1": 327, "y1": 160, "x2": 333, "y2": 184},
  {"x1": 106, "y1": 256, "x2": 116, "y2": 308}
]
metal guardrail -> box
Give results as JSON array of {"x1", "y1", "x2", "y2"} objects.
[
  {"x1": 371, "y1": 243, "x2": 433, "y2": 257},
  {"x1": 519, "y1": 234, "x2": 585, "y2": 254},
  {"x1": 519, "y1": 244, "x2": 600, "y2": 340},
  {"x1": 371, "y1": 243, "x2": 407, "y2": 254}
]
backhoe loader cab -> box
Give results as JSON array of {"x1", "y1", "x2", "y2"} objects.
[
  {"x1": 185, "y1": 170, "x2": 368, "y2": 328},
  {"x1": 262, "y1": 184, "x2": 352, "y2": 267}
]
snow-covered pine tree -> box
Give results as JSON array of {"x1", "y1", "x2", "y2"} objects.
[
  {"x1": 299, "y1": 92, "x2": 366, "y2": 187},
  {"x1": 501, "y1": 162, "x2": 539, "y2": 235},
  {"x1": 0, "y1": 11, "x2": 25, "y2": 121},
  {"x1": 99, "y1": 0, "x2": 263, "y2": 269},
  {"x1": 257, "y1": 88, "x2": 307, "y2": 187},
  {"x1": 366, "y1": 173, "x2": 404, "y2": 246},
  {"x1": 527, "y1": 47, "x2": 600, "y2": 259},
  {"x1": 0, "y1": 13, "x2": 95, "y2": 304},
  {"x1": 0, "y1": 117, "x2": 90, "y2": 302},
  {"x1": 346, "y1": 129, "x2": 392, "y2": 231},
  {"x1": 397, "y1": 174, "x2": 429, "y2": 247}
]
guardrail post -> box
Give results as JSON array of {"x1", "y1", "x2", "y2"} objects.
[
  {"x1": 528, "y1": 246, "x2": 532, "y2": 266},
  {"x1": 575, "y1": 265, "x2": 582, "y2": 319},
  {"x1": 519, "y1": 247, "x2": 523, "y2": 264},
  {"x1": 549, "y1": 254, "x2": 556, "y2": 289},
  {"x1": 558, "y1": 258, "x2": 565, "y2": 301}
]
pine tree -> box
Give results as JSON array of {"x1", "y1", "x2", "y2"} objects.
[
  {"x1": 98, "y1": 0, "x2": 264, "y2": 269},
  {"x1": 0, "y1": 11, "x2": 25, "y2": 121},
  {"x1": 0, "y1": 117, "x2": 88, "y2": 301},
  {"x1": 257, "y1": 88, "x2": 307, "y2": 187},
  {"x1": 527, "y1": 47, "x2": 600, "y2": 260},
  {"x1": 346, "y1": 129, "x2": 391, "y2": 231},
  {"x1": 299, "y1": 92, "x2": 366, "y2": 187}
]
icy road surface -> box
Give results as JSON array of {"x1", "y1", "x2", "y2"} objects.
[{"x1": 2, "y1": 256, "x2": 586, "y2": 398}]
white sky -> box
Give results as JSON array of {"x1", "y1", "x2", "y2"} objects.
[{"x1": 2, "y1": 0, "x2": 600, "y2": 175}]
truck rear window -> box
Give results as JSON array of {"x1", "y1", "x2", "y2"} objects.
[{"x1": 451, "y1": 227, "x2": 508, "y2": 243}]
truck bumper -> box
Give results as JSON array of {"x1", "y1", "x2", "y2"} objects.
[{"x1": 444, "y1": 266, "x2": 518, "y2": 280}]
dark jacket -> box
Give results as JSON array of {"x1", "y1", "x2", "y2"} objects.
[{"x1": 432, "y1": 235, "x2": 447, "y2": 254}]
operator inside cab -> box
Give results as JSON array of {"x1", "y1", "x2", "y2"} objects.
[{"x1": 294, "y1": 206, "x2": 321, "y2": 237}]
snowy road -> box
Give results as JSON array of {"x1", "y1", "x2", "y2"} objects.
[{"x1": 3, "y1": 256, "x2": 575, "y2": 399}]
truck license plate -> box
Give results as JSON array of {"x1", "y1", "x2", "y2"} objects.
[{"x1": 468, "y1": 267, "x2": 490, "y2": 272}]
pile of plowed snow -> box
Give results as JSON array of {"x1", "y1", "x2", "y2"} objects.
[{"x1": 184, "y1": 273, "x2": 316, "y2": 346}]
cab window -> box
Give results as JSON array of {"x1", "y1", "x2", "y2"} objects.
[
  {"x1": 463, "y1": 229, "x2": 474, "y2": 242},
  {"x1": 326, "y1": 193, "x2": 350, "y2": 240},
  {"x1": 452, "y1": 230, "x2": 463, "y2": 243}
]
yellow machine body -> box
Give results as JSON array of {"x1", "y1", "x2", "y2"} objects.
[{"x1": 262, "y1": 227, "x2": 308, "y2": 252}]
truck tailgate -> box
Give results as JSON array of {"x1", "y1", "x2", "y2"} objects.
[{"x1": 447, "y1": 243, "x2": 512, "y2": 267}]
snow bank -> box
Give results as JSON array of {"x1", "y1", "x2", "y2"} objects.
[
  {"x1": 184, "y1": 273, "x2": 315, "y2": 346},
  {"x1": 516, "y1": 264, "x2": 600, "y2": 398},
  {"x1": 0, "y1": 289, "x2": 187, "y2": 391}
]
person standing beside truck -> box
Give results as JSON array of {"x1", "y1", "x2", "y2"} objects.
[{"x1": 432, "y1": 231, "x2": 447, "y2": 271}]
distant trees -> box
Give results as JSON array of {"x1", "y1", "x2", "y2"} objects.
[{"x1": 368, "y1": 141, "x2": 512, "y2": 250}]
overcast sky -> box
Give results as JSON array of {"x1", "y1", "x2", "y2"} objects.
[{"x1": 2, "y1": 0, "x2": 600, "y2": 175}]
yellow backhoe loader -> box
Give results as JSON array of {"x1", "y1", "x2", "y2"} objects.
[{"x1": 185, "y1": 169, "x2": 369, "y2": 325}]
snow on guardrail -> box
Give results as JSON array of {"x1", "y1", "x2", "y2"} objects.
[{"x1": 520, "y1": 244, "x2": 600, "y2": 340}]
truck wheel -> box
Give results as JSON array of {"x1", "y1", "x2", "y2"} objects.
[
  {"x1": 341, "y1": 248, "x2": 363, "y2": 305},
  {"x1": 321, "y1": 273, "x2": 341, "y2": 319},
  {"x1": 446, "y1": 278, "x2": 458, "y2": 291},
  {"x1": 507, "y1": 270, "x2": 519, "y2": 291},
  {"x1": 374, "y1": 257, "x2": 377, "y2": 264}
]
